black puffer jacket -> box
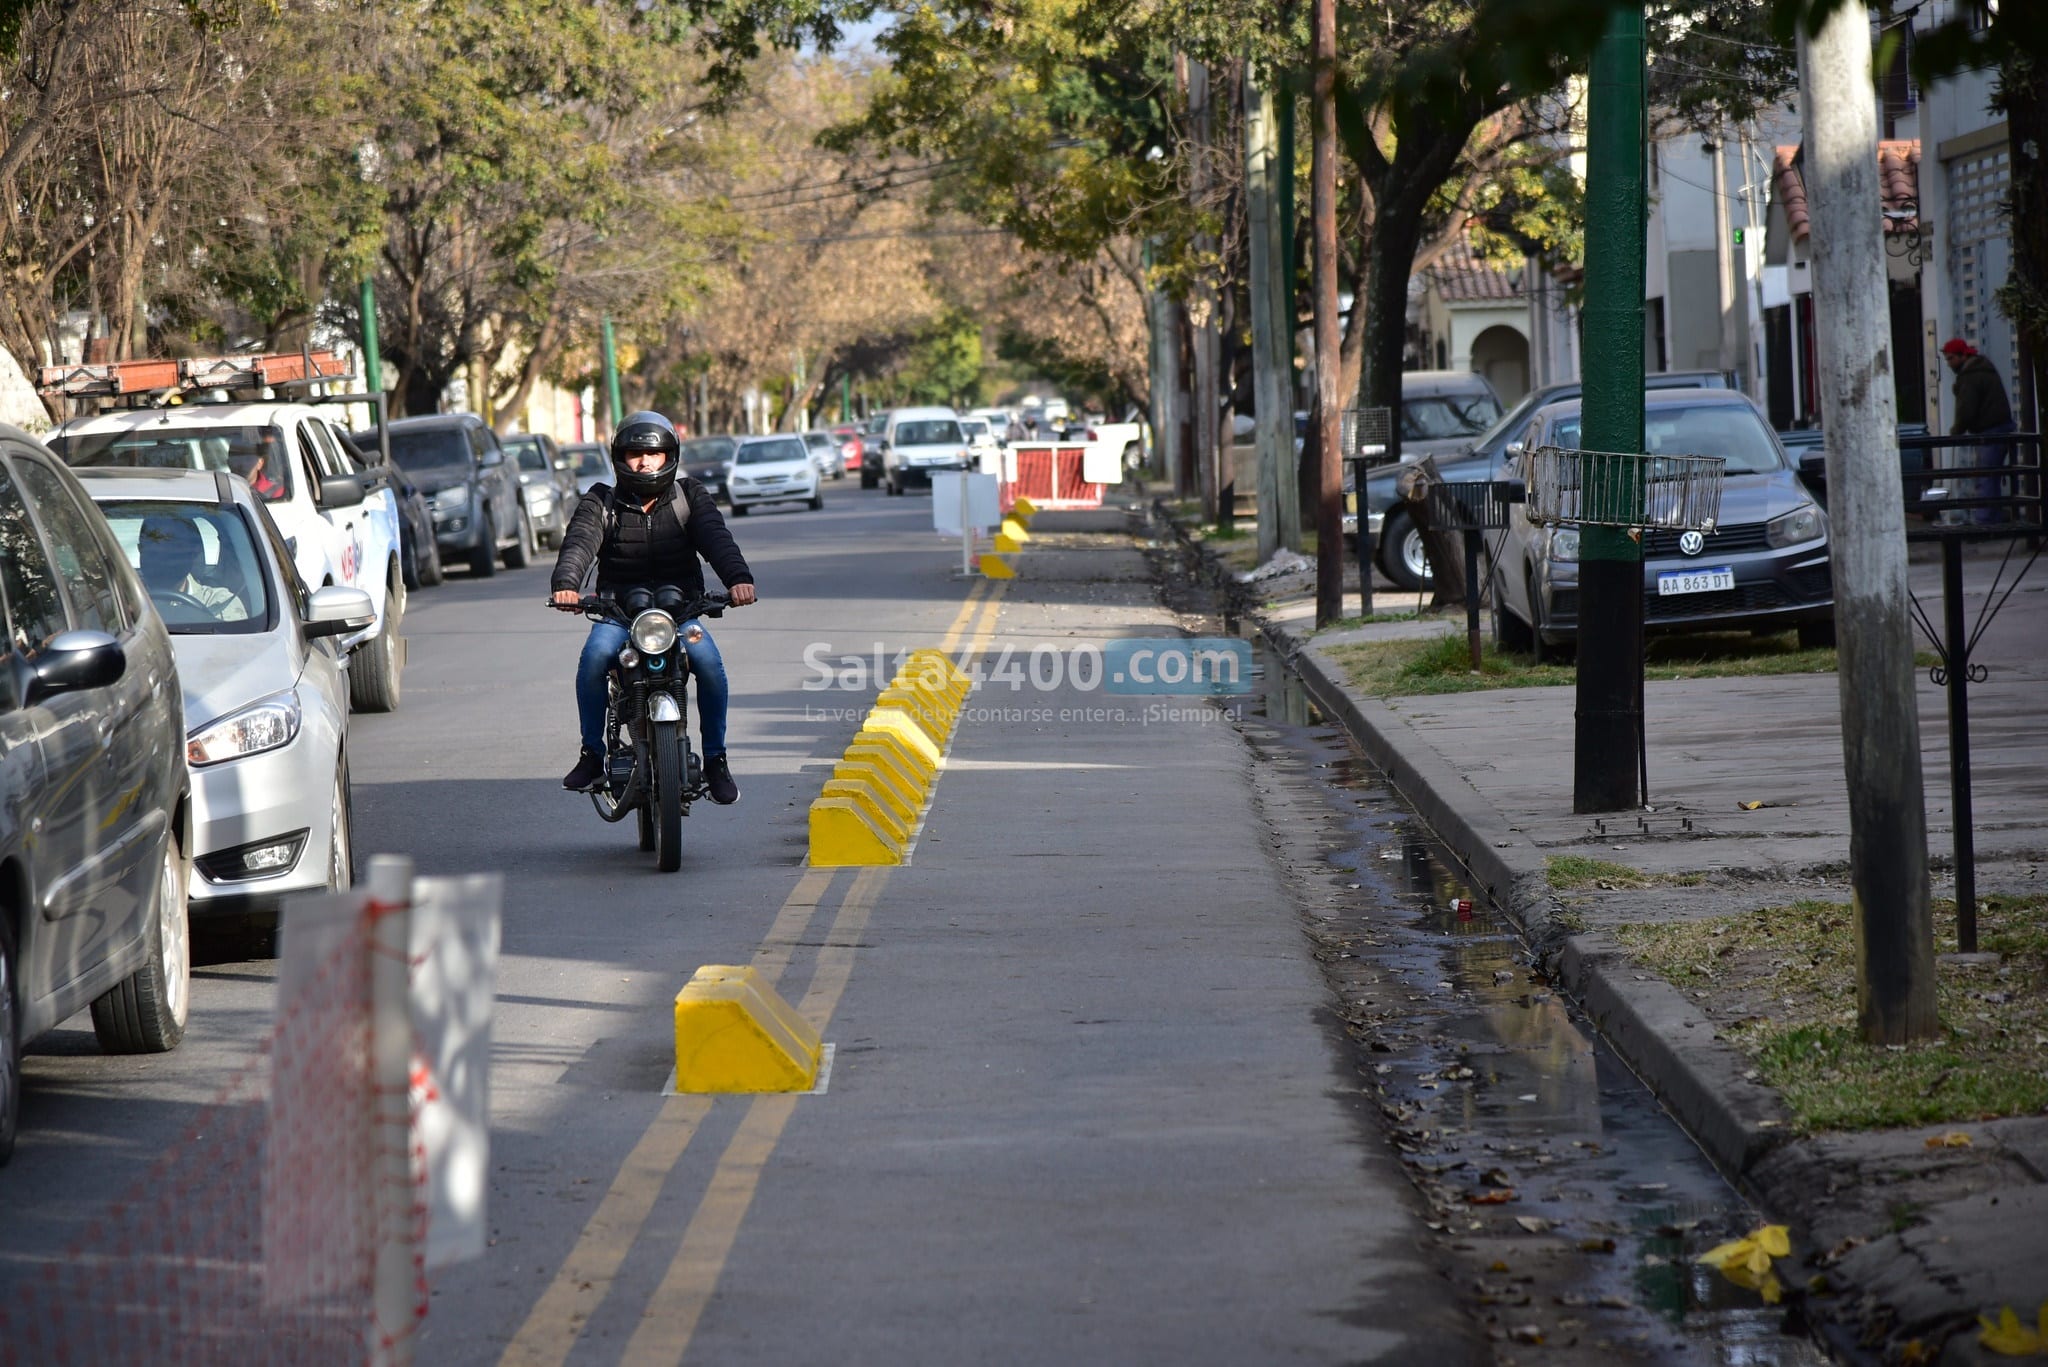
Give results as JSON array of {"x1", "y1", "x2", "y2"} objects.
[
  {"x1": 549, "y1": 478, "x2": 754, "y2": 598},
  {"x1": 1950, "y1": 355, "x2": 2014, "y2": 435}
]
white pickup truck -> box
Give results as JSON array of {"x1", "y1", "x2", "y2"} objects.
[
  {"x1": 1084, "y1": 419, "x2": 1147, "y2": 475},
  {"x1": 49, "y1": 401, "x2": 407, "y2": 711}
]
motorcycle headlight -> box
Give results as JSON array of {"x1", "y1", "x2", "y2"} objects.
[
  {"x1": 1548, "y1": 528, "x2": 1580, "y2": 562},
  {"x1": 1767, "y1": 504, "x2": 1826, "y2": 548},
  {"x1": 631, "y1": 609, "x2": 678, "y2": 655},
  {"x1": 188, "y1": 690, "x2": 301, "y2": 767}
]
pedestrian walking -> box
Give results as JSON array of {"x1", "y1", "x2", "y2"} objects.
[{"x1": 1942, "y1": 337, "x2": 2016, "y2": 524}]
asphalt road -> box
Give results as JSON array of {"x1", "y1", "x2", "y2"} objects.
[{"x1": 0, "y1": 474, "x2": 1474, "y2": 1364}]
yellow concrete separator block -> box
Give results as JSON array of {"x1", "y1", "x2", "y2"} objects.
[
  {"x1": 978, "y1": 553, "x2": 1015, "y2": 579},
  {"x1": 993, "y1": 532, "x2": 1023, "y2": 554},
  {"x1": 905, "y1": 650, "x2": 972, "y2": 697},
  {"x1": 1012, "y1": 496, "x2": 1039, "y2": 518},
  {"x1": 834, "y1": 760, "x2": 920, "y2": 823},
  {"x1": 896, "y1": 662, "x2": 967, "y2": 702},
  {"x1": 673, "y1": 964, "x2": 823, "y2": 1093},
  {"x1": 1000, "y1": 516, "x2": 1031, "y2": 543},
  {"x1": 845, "y1": 742, "x2": 929, "y2": 799},
  {"x1": 809, "y1": 796, "x2": 904, "y2": 867},
  {"x1": 863, "y1": 711, "x2": 943, "y2": 771},
  {"x1": 855, "y1": 728, "x2": 936, "y2": 787},
  {"x1": 874, "y1": 697, "x2": 949, "y2": 750},
  {"x1": 820, "y1": 778, "x2": 911, "y2": 843}
]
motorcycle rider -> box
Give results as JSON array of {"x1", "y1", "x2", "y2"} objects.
[{"x1": 550, "y1": 411, "x2": 756, "y2": 803}]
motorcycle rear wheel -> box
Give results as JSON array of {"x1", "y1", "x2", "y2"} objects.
[{"x1": 653, "y1": 719, "x2": 685, "y2": 872}]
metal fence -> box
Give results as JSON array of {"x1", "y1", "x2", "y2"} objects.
[{"x1": 1524, "y1": 446, "x2": 1726, "y2": 531}]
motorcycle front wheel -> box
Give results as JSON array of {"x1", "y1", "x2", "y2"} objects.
[{"x1": 653, "y1": 719, "x2": 685, "y2": 871}]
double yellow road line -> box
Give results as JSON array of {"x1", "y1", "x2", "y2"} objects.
[{"x1": 501, "y1": 576, "x2": 1007, "y2": 1366}]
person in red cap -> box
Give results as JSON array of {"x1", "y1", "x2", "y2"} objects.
[{"x1": 1942, "y1": 337, "x2": 2015, "y2": 524}]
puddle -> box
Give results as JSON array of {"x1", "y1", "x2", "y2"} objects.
[{"x1": 1239, "y1": 638, "x2": 1831, "y2": 1365}]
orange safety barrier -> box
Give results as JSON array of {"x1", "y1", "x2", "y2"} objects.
[{"x1": 1000, "y1": 443, "x2": 1106, "y2": 512}]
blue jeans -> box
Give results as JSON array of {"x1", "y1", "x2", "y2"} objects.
[
  {"x1": 576, "y1": 620, "x2": 729, "y2": 757},
  {"x1": 1969, "y1": 420, "x2": 2019, "y2": 524}
]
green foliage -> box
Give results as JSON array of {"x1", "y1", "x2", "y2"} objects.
[{"x1": 894, "y1": 309, "x2": 983, "y2": 406}]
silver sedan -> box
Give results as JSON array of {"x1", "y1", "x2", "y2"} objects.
[{"x1": 76, "y1": 469, "x2": 375, "y2": 932}]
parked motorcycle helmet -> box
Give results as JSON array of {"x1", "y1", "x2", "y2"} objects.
[{"x1": 610, "y1": 411, "x2": 681, "y2": 501}]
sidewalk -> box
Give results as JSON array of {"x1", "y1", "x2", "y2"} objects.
[{"x1": 1195, "y1": 517, "x2": 2048, "y2": 1366}]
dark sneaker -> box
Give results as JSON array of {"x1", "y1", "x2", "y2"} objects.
[
  {"x1": 562, "y1": 748, "x2": 604, "y2": 791},
  {"x1": 705, "y1": 754, "x2": 739, "y2": 805}
]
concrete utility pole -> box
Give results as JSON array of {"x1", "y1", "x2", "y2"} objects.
[
  {"x1": 1709, "y1": 136, "x2": 1741, "y2": 380},
  {"x1": 1310, "y1": 0, "x2": 1341, "y2": 625},
  {"x1": 1573, "y1": 6, "x2": 1649, "y2": 812},
  {"x1": 1246, "y1": 65, "x2": 1302, "y2": 561},
  {"x1": 1797, "y1": 2, "x2": 1938, "y2": 1044}
]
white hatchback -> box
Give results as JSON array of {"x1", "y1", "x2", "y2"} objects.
[
  {"x1": 879, "y1": 406, "x2": 972, "y2": 496},
  {"x1": 727, "y1": 435, "x2": 822, "y2": 515}
]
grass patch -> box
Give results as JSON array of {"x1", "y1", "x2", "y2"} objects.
[
  {"x1": 1547, "y1": 855, "x2": 1710, "y2": 891},
  {"x1": 1615, "y1": 894, "x2": 2048, "y2": 1132},
  {"x1": 1311, "y1": 610, "x2": 1435, "y2": 634},
  {"x1": 1326, "y1": 630, "x2": 1838, "y2": 698}
]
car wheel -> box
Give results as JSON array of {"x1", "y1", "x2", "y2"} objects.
[
  {"x1": 861, "y1": 470, "x2": 877, "y2": 490},
  {"x1": 401, "y1": 531, "x2": 422, "y2": 592},
  {"x1": 1491, "y1": 572, "x2": 1534, "y2": 654},
  {"x1": 808, "y1": 489, "x2": 824, "y2": 511},
  {"x1": 420, "y1": 534, "x2": 445, "y2": 587},
  {"x1": 90, "y1": 835, "x2": 189, "y2": 1055},
  {"x1": 1798, "y1": 619, "x2": 1837, "y2": 650},
  {"x1": 350, "y1": 581, "x2": 403, "y2": 713},
  {"x1": 1379, "y1": 508, "x2": 1433, "y2": 591},
  {"x1": 504, "y1": 507, "x2": 535, "y2": 569},
  {"x1": 731, "y1": 503, "x2": 750, "y2": 517},
  {"x1": 469, "y1": 514, "x2": 498, "y2": 577},
  {"x1": 1530, "y1": 571, "x2": 1574, "y2": 666},
  {"x1": 0, "y1": 914, "x2": 19, "y2": 1166},
  {"x1": 328, "y1": 759, "x2": 355, "y2": 890}
]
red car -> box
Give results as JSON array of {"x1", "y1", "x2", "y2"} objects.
[{"x1": 831, "y1": 425, "x2": 863, "y2": 469}]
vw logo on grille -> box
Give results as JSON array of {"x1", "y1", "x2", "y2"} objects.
[{"x1": 1679, "y1": 530, "x2": 1706, "y2": 556}]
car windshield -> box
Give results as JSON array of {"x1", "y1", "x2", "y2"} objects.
[
  {"x1": 682, "y1": 438, "x2": 736, "y2": 466},
  {"x1": 1548, "y1": 404, "x2": 1785, "y2": 475},
  {"x1": 570, "y1": 447, "x2": 609, "y2": 477},
  {"x1": 1466, "y1": 388, "x2": 1558, "y2": 455},
  {"x1": 1401, "y1": 393, "x2": 1503, "y2": 441},
  {"x1": 95, "y1": 499, "x2": 270, "y2": 634},
  {"x1": 803, "y1": 432, "x2": 833, "y2": 449},
  {"x1": 52, "y1": 424, "x2": 293, "y2": 502},
  {"x1": 960, "y1": 419, "x2": 990, "y2": 438},
  {"x1": 896, "y1": 420, "x2": 963, "y2": 446},
  {"x1": 388, "y1": 428, "x2": 471, "y2": 472},
  {"x1": 736, "y1": 439, "x2": 807, "y2": 466},
  {"x1": 505, "y1": 436, "x2": 550, "y2": 473}
]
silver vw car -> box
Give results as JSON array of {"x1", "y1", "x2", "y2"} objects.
[{"x1": 75, "y1": 469, "x2": 374, "y2": 933}]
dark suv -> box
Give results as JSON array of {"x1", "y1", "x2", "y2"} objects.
[
  {"x1": 373, "y1": 414, "x2": 529, "y2": 577},
  {"x1": 0, "y1": 427, "x2": 191, "y2": 1163}
]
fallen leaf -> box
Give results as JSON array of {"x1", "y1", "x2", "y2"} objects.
[
  {"x1": 1515, "y1": 1216, "x2": 1549, "y2": 1234},
  {"x1": 1508, "y1": 1325, "x2": 1544, "y2": 1345},
  {"x1": 1740, "y1": 800, "x2": 1766, "y2": 811},
  {"x1": 1978, "y1": 1303, "x2": 2048, "y2": 1357},
  {"x1": 1466, "y1": 1188, "x2": 1519, "y2": 1205},
  {"x1": 1580, "y1": 1238, "x2": 1617, "y2": 1254},
  {"x1": 1926, "y1": 1130, "x2": 1973, "y2": 1149}
]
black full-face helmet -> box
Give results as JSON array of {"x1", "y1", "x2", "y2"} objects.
[{"x1": 610, "y1": 411, "x2": 681, "y2": 501}]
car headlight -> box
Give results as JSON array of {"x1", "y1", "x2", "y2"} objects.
[
  {"x1": 188, "y1": 690, "x2": 301, "y2": 767},
  {"x1": 1767, "y1": 504, "x2": 1826, "y2": 548},
  {"x1": 432, "y1": 487, "x2": 468, "y2": 513},
  {"x1": 528, "y1": 487, "x2": 555, "y2": 508},
  {"x1": 1548, "y1": 528, "x2": 1580, "y2": 562},
  {"x1": 631, "y1": 609, "x2": 677, "y2": 655}
]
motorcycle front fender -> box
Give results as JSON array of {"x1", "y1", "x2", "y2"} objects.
[{"x1": 647, "y1": 692, "x2": 682, "y2": 723}]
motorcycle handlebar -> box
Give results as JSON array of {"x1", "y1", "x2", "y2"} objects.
[{"x1": 546, "y1": 590, "x2": 732, "y2": 621}]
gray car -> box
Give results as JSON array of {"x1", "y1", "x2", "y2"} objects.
[
  {"x1": 77, "y1": 469, "x2": 374, "y2": 935},
  {"x1": 504, "y1": 432, "x2": 579, "y2": 549},
  {"x1": 1489, "y1": 391, "x2": 1834, "y2": 661},
  {"x1": 0, "y1": 434, "x2": 193, "y2": 1161}
]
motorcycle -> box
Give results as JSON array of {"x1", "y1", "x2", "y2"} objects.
[{"x1": 552, "y1": 586, "x2": 729, "y2": 871}]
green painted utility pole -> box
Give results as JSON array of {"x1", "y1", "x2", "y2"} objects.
[
  {"x1": 841, "y1": 373, "x2": 851, "y2": 424},
  {"x1": 358, "y1": 278, "x2": 383, "y2": 394},
  {"x1": 1573, "y1": 5, "x2": 1648, "y2": 813},
  {"x1": 601, "y1": 315, "x2": 624, "y2": 437}
]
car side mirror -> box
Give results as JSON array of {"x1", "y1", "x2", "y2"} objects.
[
  {"x1": 1505, "y1": 442, "x2": 1526, "y2": 459},
  {"x1": 304, "y1": 585, "x2": 376, "y2": 639},
  {"x1": 30, "y1": 630, "x2": 124, "y2": 702},
  {"x1": 318, "y1": 473, "x2": 367, "y2": 508}
]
